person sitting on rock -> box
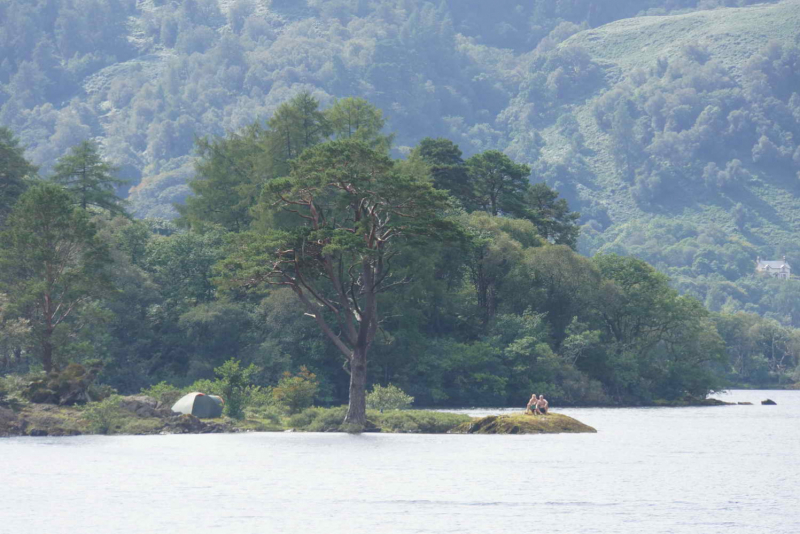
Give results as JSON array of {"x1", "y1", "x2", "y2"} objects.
[
  {"x1": 526, "y1": 394, "x2": 537, "y2": 414},
  {"x1": 535, "y1": 395, "x2": 549, "y2": 415}
]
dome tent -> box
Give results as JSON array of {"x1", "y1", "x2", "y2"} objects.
[{"x1": 171, "y1": 392, "x2": 224, "y2": 418}]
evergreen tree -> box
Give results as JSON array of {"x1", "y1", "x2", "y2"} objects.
[
  {"x1": 52, "y1": 141, "x2": 127, "y2": 216},
  {"x1": 466, "y1": 150, "x2": 531, "y2": 218},
  {"x1": 267, "y1": 91, "x2": 331, "y2": 165},
  {"x1": 219, "y1": 139, "x2": 450, "y2": 427},
  {"x1": 177, "y1": 124, "x2": 268, "y2": 232},
  {"x1": 0, "y1": 183, "x2": 111, "y2": 372},
  {"x1": 414, "y1": 137, "x2": 472, "y2": 208},
  {"x1": 326, "y1": 97, "x2": 394, "y2": 151},
  {"x1": 0, "y1": 126, "x2": 36, "y2": 224},
  {"x1": 524, "y1": 183, "x2": 581, "y2": 249}
]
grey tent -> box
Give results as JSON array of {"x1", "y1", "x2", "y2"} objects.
[{"x1": 171, "y1": 392, "x2": 224, "y2": 418}]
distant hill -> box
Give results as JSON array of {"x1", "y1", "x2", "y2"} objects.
[
  {"x1": 542, "y1": 0, "x2": 800, "y2": 262},
  {"x1": 569, "y1": 1, "x2": 800, "y2": 75},
  {"x1": 555, "y1": 0, "x2": 800, "y2": 245},
  {"x1": 3, "y1": 0, "x2": 800, "y2": 317}
]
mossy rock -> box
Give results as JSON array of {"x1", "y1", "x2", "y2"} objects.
[
  {"x1": 287, "y1": 407, "x2": 473, "y2": 433},
  {"x1": 19, "y1": 404, "x2": 87, "y2": 436},
  {"x1": 23, "y1": 363, "x2": 102, "y2": 406},
  {"x1": 450, "y1": 412, "x2": 596, "y2": 435}
]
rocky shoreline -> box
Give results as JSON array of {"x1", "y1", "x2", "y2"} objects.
[
  {"x1": 0, "y1": 397, "x2": 236, "y2": 438},
  {"x1": 1, "y1": 396, "x2": 602, "y2": 438},
  {"x1": 4, "y1": 394, "x2": 773, "y2": 438}
]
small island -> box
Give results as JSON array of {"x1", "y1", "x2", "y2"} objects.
[
  {"x1": 451, "y1": 413, "x2": 596, "y2": 434},
  {"x1": 0, "y1": 398, "x2": 597, "y2": 437}
]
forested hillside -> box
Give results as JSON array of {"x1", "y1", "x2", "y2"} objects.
[
  {"x1": 3, "y1": 0, "x2": 800, "y2": 316},
  {"x1": 3, "y1": 0, "x2": 800, "y2": 407}
]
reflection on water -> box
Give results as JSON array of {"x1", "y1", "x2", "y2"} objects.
[{"x1": 2, "y1": 390, "x2": 799, "y2": 534}]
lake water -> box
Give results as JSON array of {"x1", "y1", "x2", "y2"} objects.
[{"x1": 2, "y1": 390, "x2": 799, "y2": 534}]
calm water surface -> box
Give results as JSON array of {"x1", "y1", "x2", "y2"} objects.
[{"x1": 2, "y1": 390, "x2": 799, "y2": 534}]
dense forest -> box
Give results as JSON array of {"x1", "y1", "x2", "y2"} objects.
[
  {"x1": 2, "y1": 0, "x2": 800, "y2": 320},
  {"x1": 3, "y1": 0, "x2": 800, "y2": 411},
  {"x1": 2, "y1": 94, "x2": 800, "y2": 414}
]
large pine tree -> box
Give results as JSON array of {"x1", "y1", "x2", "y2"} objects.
[{"x1": 52, "y1": 141, "x2": 127, "y2": 216}]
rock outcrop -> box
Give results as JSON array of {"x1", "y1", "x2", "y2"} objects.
[
  {"x1": 160, "y1": 414, "x2": 231, "y2": 434},
  {"x1": 450, "y1": 412, "x2": 596, "y2": 435},
  {"x1": 0, "y1": 407, "x2": 26, "y2": 437},
  {"x1": 761, "y1": 399, "x2": 777, "y2": 405},
  {"x1": 118, "y1": 395, "x2": 173, "y2": 418},
  {"x1": 23, "y1": 364, "x2": 102, "y2": 405}
]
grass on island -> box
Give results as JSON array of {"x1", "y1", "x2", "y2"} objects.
[
  {"x1": 288, "y1": 407, "x2": 597, "y2": 434},
  {"x1": 450, "y1": 412, "x2": 597, "y2": 435},
  {"x1": 3, "y1": 402, "x2": 599, "y2": 437},
  {"x1": 287, "y1": 406, "x2": 473, "y2": 434}
]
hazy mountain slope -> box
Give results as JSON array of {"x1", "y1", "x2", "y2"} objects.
[
  {"x1": 0, "y1": 0, "x2": 783, "y2": 219},
  {"x1": 568, "y1": 1, "x2": 800, "y2": 76},
  {"x1": 533, "y1": 0, "x2": 800, "y2": 250}
]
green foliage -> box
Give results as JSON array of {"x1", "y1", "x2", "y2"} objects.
[
  {"x1": 466, "y1": 150, "x2": 531, "y2": 218},
  {"x1": 366, "y1": 384, "x2": 414, "y2": 411},
  {"x1": 287, "y1": 406, "x2": 471, "y2": 433},
  {"x1": 4, "y1": 85, "x2": 796, "y2": 408},
  {"x1": 82, "y1": 395, "x2": 124, "y2": 434},
  {"x1": 0, "y1": 374, "x2": 30, "y2": 407},
  {"x1": 272, "y1": 367, "x2": 319, "y2": 415},
  {"x1": 214, "y1": 358, "x2": 259, "y2": 419},
  {"x1": 287, "y1": 406, "x2": 348, "y2": 432},
  {"x1": 0, "y1": 293, "x2": 31, "y2": 368},
  {"x1": 22, "y1": 363, "x2": 103, "y2": 405},
  {"x1": 52, "y1": 140, "x2": 127, "y2": 216},
  {"x1": 0, "y1": 183, "x2": 112, "y2": 371},
  {"x1": 373, "y1": 410, "x2": 471, "y2": 433},
  {"x1": 525, "y1": 183, "x2": 580, "y2": 249},
  {"x1": 177, "y1": 124, "x2": 269, "y2": 232},
  {"x1": 139, "y1": 382, "x2": 183, "y2": 406},
  {"x1": 0, "y1": 127, "x2": 36, "y2": 224},
  {"x1": 414, "y1": 137, "x2": 472, "y2": 206},
  {"x1": 326, "y1": 97, "x2": 393, "y2": 151}
]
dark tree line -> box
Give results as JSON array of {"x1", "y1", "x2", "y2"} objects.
[{"x1": 5, "y1": 96, "x2": 794, "y2": 425}]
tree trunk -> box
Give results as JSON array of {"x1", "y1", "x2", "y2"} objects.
[
  {"x1": 42, "y1": 336, "x2": 54, "y2": 374},
  {"x1": 343, "y1": 348, "x2": 368, "y2": 427}
]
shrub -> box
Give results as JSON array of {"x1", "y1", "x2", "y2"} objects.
[
  {"x1": 140, "y1": 381, "x2": 184, "y2": 407},
  {"x1": 286, "y1": 407, "x2": 471, "y2": 433},
  {"x1": 288, "y1": 406, "x2": 347, "y2": 431},
  {"x1": 272, "y1": 366, "x2": 319, "y2": 414},
  {"x1": 244, "y1": 385, "x2": 281, "y2": 423},
  {"x1": 83, "y1": 395, "x2": 125, "y2": 434},
  {"x1": 0, "y1": 374, "x2": 29, "y2": 408},
  {"x1": 366, "y1": 383, "x2": 414, "y2": 411},
  {"x1": 374, "y1": 410, "x2": 471, "y2": 433},
  {"x1": 184, "y1": 378, "x2": 222, "y2": 396},
  {"x1": 214, "y1": 359, "x2": 259, "y2": 419},
  {"x1": 23, "y1": 363, "x2": 102, "y2": 405}
]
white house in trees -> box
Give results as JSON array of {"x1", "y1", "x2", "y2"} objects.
[{"x1": 756, "y1": 256, "x2": 791, "y2": 279}]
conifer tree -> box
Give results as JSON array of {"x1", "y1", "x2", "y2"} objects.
[
  {"x1": 0, "y1": 126, "x2": 37, "y2": 224},
  {"x1": 52, "y1": 141, "x2": 127, "y2": 216},
  {"x1": 0, "y1": 183, "x2": 111, "y2": 372}
]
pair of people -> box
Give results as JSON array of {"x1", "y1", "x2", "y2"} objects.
[{"x1": 526, "y1": 394, "x2": 548, "y2": 415}]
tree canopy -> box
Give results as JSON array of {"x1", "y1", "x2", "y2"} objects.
[
  {"x1": 52, "y1": 141, "x2": 127, "y2": 216},
  {"x1": 0, "y1": 183, "x2": 111, "y2": 372},
  {"x1": 218, "y1": 139, "x2": 450, "y2": 425},
  {"x1": 0, "y1": 126, "x2": 36, "y2": 224}
]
